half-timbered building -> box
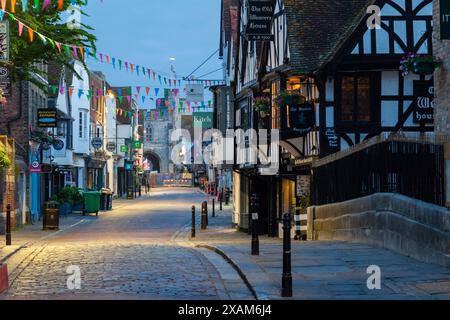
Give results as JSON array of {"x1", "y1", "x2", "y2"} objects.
[{"x1": 229, "y1": 0, "x2": 435, "y2": 236}]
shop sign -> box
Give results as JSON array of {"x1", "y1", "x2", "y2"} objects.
[
  {"x1": 281, "y1": 102, "x2": 315, "y2": 139},
  {"x1": 29, "y1": 161, "x2": 41, "y2": 173},
  {"x1": 323, "y1": 128, "x2": 340, "y2": 156},
  {"x1": 106, "y1": 141, "x2": 116, "y2": 152},
  {"x1": 185, "y1": 84, "x2": 204, "y2": 103},
  {"x1": 193, "y1": 112, "x2": 213, "y2": 128},
  {"x1": 52, "y1": 138, "x2": 66, "y2": 158},
  {"x1": 133, "y1": 140, "x2": 142, "y2": 149},
  {"x1": 120, "y1": 145, "x2": 128, "y2": 153},
  {"x1": 0, "y1": 21, "x2": 9, "y2": 62},
  {"x1": 53, "y1": 138, "x2": 65, "y2": 151},
  {"x1": 37, "y1": 109, "x2": 57, "y2": 128},
  {"x1": 41, "y1": 164, "x2": 53, "y2": 174},
  {"x1": 296, "y1": 175, "x2": 311, "y2": 198},
  {"x1": 91, "y1": 137, "x2": 103, "y2": 150},
  {"x1": 245, "y1": 0, "x2": 275, "y2": 41},
  {"x1": 413, "y1": 80, "x2": 434, "y2": 124},
  {"x1": 125, "y1": 160, "x2": 134, "y2": 171},
  {"x1": 441, "y1": 0, "x2": 450, "y2": 40},
  {"x1": 0, "y1": 66, "x2": 11, "y2": 97}
]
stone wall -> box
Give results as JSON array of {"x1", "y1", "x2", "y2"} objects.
[
  {"x1": 307, "y1": 193, "x2": 450, "y2": 267},
  {"x1": 433, "y1": 0, "x2": 450, "y2": 136}
]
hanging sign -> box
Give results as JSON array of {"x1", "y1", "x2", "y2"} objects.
[
  {"x1": 0, "y1": 66, "x2": 11, "y2": 97},
  {"x1": 106, "y1": 141, "x2": 116, "y2": 152},
  {"x1": 37, "y1": 109, "x2": 57, "y2": 128},
  {"x1": 441, "y1": 0, "x2": 450, "y2": 39},
  {"x1": 281, "y1": 102, "x2": 315, "y2": 139},
  {"x1": 120, "y1": 145, "x2": 129, "y2": 153},
  {"x1": 133, "y1": 141, "x2": 142, "y2": 149},
  {"x1": 245, "y1": 0, "x2": 275, "y2": 41},
  {"x1": 186, "y1": 84, "x2": 204, "y2": 103},
  {"x1": 413, "y1": 80, "x2": 434, "y2": 124},
  {"x1": 0, "y1": 21, "x2": 10, "y2": 62},
  {"x1": 53, "y1": 138, "x2": 65, "y2": 151},
  {"x1": 125, "y1": 160, "x2": 134, "y2": 171},
  {"x1": 91, "y1": 137, "x2": 103, "y2": 150}
]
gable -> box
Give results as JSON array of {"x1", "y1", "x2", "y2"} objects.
[{"x1": 346, "y1": 0, "x2": 433, "y2": 57}]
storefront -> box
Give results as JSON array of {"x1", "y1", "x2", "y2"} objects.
[{"x1": 87, "y1": 158, "x2": 106, "y2": 191}]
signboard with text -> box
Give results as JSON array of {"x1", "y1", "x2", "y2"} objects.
[
  {"x1": 185, "y1": 84, "x2": 204, "y2": 103},
  {"x1": 91, "y1": 137, "x2": 103, "y2": 150},
  {"x1": 0, "y1": 21, "x2": 9, "y2": 62},
  {"x1": 280, "y1": 102, "x2": 315, "y2": 139},
  {"x1": 413, "y1": 80, "x2": 434, "y2": 124},
  {"x1": 193, "y1": 112, "x2": 213, "y2": 128},
  {"x1": 37, "y1": 109, "x2": 57, "y2": 128},
  {"x1": 245, "y1": 0, "x2": 275, "y2": 41},
  {"x1": 441, "y1": 0, "x2": 450, "y2": 39},
  {"x1": 133, "y1": 141, "x2": 142, "y2": 149}
]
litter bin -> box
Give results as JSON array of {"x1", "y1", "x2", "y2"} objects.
[
  {"x1": 43, "y1": 201, "x2": 59, "y2": 230},
  {"x1": 83, "y1": 191, "x2": 101, "y2": 216},
  {"x1": 100, "y1": 188, "x2": 113, "y2": 211}
]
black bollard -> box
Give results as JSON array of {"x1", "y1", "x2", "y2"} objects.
[
  {"x1": 204, "y1": 201, "x2": 209, "y2": 226},
  {"x1": 6, "y1": 204, "x2": 11, "y2": 246},
  {"x1": 212, "y1": 198, "x2": 215, "y2": 218},
  {"x1": 201, "y1": 202, "x2": 207, "y2": 230},
  {"x1": 191, "y1": 206, "x2": 196, "y2": 238},
  {"x1": 251, "y1": 213, "x2": 259, "y2": 255},
  {"x1": 220, "y1": 191, "x2": 223, "y2": 211},
  {"x1": 282, "y1": 213, "x2": 293, "y2": 297}
]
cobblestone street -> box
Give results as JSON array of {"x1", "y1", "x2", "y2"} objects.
[{"x1": 1, "y1": 188, "x2": 250, "y2": 300}]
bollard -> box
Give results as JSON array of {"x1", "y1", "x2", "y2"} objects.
[
  {"x1": 6, "y1": 204, "x2": 11, "y2": 246},
  {"x1": 281, "y1": 213, "x2": 293, "y2": 297},
  {"x1": 201, "y1": 202, "x2": 207, "y2": 230},
  {"x1": 220, "y1": 190, "x2": 223, "y2": 211},
  {"x1": 212, "y1": 198, "x2": 215, "y2": 218},
  {"x1": 204, "y1": 201, "x2": 209, "y2": 226},
  {"x1": 251, "y1": 213, "x2": 259, "y2": 255},
  {"x1": 191, "y1": 206, "x2": 196, "y2": 238}
]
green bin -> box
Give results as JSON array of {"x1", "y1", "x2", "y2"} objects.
[{"x1": 83, "y1": 191, "x2": 101, "y2": 216}]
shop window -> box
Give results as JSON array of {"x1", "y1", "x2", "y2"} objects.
[{"x1": 271, "y1": 80, "x2": 280, "y2": 129}]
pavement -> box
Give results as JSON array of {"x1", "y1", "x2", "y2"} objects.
[
  {"x1": 183, "y1": 200, "x2": 450, "y2": 300},
  {"x1": 0, "y1": 188, "x2": 253, "y2": 300},
  {"x1": 1, "y1": 187, "x2": 449, "y2": 300}
]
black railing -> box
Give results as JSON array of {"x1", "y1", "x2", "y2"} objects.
[{"x1": 312, "y1": 140, "x2": 445, "y2": 206}]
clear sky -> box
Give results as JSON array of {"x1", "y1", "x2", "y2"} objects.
[{"x1": 83, "y1": 0, "x2": 222, "y2": 107}]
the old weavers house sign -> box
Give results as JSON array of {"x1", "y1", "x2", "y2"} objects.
[{"x1": 245, "y1": 0, "x2": 275, "y2": 41}]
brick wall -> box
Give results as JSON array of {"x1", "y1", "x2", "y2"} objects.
[{"x1": 433, "y1": 0, "x2": 450, "y2": 137}]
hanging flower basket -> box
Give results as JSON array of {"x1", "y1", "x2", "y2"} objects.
[
  {"x1": 0, "y1": 146, "x2": 12, "y2": 169},
  {"x1": 276, "y1": 91, "x2": 306, "y2": 108},
  {"x1": 400, "y1": 53, "x2": 440, "y2": 76},
  {"x1": 253, "y1": 96, "x2": 271, "y2": 117},
  {"x1": 30, "y1": 129, "x2": 56, "y2": 146}
]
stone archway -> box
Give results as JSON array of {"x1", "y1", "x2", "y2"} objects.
[{"x1": 144, "y1": 151, "x2": 161, "y2": 173}]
